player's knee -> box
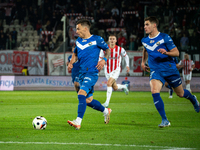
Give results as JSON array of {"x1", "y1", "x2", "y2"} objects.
[
  {"x1": 78, "y1": 89, "x2": 87, "y2": 96},
  {"x1": 107, "y1": 82, "x2": 112, "y2": 87},
  {"x1": 86, "y1": 97, "x2": 92, "y2": 103},
  {"x1": 176, "y1": 92, "x2": 184, "y2": 98},
  {"x1": 151, "y1": 89, "x2": 159, "y2": 94}
]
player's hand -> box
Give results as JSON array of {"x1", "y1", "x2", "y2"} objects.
[
  {"x1": 141, "y1": 63, "x2": 150, "y2": 72},
  {"x1": 96, "y1": 59, "x2": 105, "y2": 70},
  {"x1": 68, "y1": 63, "x2": 73, "y2": 71},
  {"x1": 158, "y1": 48, "x2": 167, "y2": 55},
  {"x1": 126, "y1": 66, "x2": 130, "y2": 73}
]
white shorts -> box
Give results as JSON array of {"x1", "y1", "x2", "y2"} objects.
[
  {"x1": 104, "y1": 68, "x2": 120, "y2": 80},
  {"x1": 183, "y1": 72, "x2": 192, "y2": 81}
]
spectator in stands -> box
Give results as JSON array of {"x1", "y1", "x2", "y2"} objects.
[
  {"x1": 18, "y1": 4, "x2": 26, "y2": 25},
  {"x1": 182, "y1": 26, "x2": 189, "y2": 37},
  {"x1": 163, "y1": 25, "x2": 169, "y2": 34},
  {"x1": 181, "y1": 14, "x2": 189, "y2": 28},
  {"x1": 112, "y1": 12, "x2": 120, "y2": 27},
  {"x1": 163, "y1": 5, "x2": 170, "y2": 24},
  {"x1": 111, "y1": 5, "x2": 119, "y2": 16},
  {"x1": 28, "y1": 6, "x2": 35, "y2": 29},
  {"x1": 190, "y1": 32, "x2": 198, "y2": 50},
  {"x1": 129, "y1": 34, "x2": 136, "y2": 50},
  {"x1": 36, "y1": 20, "x2": 42, "y2": 35},
  {"x1": 188, "y1": 23, "x2": 194, "y2": 37},
  {"x1": 11, "y1": 28, "x2": 17, "y2": 49},
  {"x1": 6, "y1": 34, "x2": 13, "y2": 50},
  {"x1": 180, "y1": 33, "x2": 189, "y2": 50},
  {"x1": 69, "y1": 16, "x2": 76, "y2": 27},
  {"x1": 0, "y1": 33, "x2": 6, "y2": 50},
  {"x1": 117, "y1": 32, "x2": 127, "y2": 48},
  {"x1": 5, "y1": 6, "x2": 12, "y2": 25}
]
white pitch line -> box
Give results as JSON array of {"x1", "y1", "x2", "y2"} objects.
[{"x1": 0, "y1": 141, "x2": 196, "y2": 150}]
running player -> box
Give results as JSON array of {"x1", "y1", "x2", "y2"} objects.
[
  {"x1": 99, "y1": 34, "x2": 129, "y2": 108},
  {"x1": 141, "y1": 16, "x2": 199, "y2": 128},
  {"x1": 177, "y1": 53, "x2": 195, "y2": 92},
  {"x1": 67, "y1": 19, "x2": 111, "y2": 130},
  {"x1": 67, "y1": 45, "x2": 80, "y2": 93}
]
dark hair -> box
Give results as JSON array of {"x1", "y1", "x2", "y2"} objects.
[
  {"x1": 144, "y1": 16, "x2": 159, "y2": 27},
  {"x1": 76, "y1": 19, "x2": 91, "y2": 29},
  {"x1": 108, "y1": 34, "x2": 117, "y2": 39}
]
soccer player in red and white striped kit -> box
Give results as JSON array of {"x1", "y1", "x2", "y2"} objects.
[
  {"x1": 177, "y1": 53, "x2": 195, "y2": 92},
  {"x1": 99, "y1": 34, "x2": 130, "y2": 108}
]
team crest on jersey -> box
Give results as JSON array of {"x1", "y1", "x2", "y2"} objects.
[
  {"x1": 82, "y1": 40, "x2": 87, "y2": 42},
  {"x1": 88, "y1": 42, "x2": 92, "y2": 46},
  {"x1": 150, "y1": 40, "x2": 154, "y2": 43},
  {"x1": 156, "y1": 42, "x2": 160, "y2": 45}
]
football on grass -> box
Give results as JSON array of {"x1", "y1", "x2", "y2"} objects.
[{"x1": 32, "y1": 116, "x2": 47, "y2": 130}]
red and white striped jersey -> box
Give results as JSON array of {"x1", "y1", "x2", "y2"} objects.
[
  {"x1": 99, "y1": 45, "x2": 127, "y2": 73},
  {"x1": 179, "y1": 59, "x2": 194, "y2": 75}
]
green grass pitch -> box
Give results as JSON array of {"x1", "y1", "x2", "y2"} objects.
[{"x1": 0, "y1": 91, "x2": 200, "y2": 150}]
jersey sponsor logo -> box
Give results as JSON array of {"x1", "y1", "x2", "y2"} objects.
[
  {"x1": 76, "y1": 41, "x2": 97, "y2": 50},
  {"x1": 82, "y1": 40, "x2": 87, "y2": 42},
  {"x1": 150, "y1": 40, "x2": 154, "y2": 43}
]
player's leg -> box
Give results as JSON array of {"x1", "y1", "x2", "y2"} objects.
[
  {"x1": 72, "y1": 75, "x2": 80, "y2": 93},
  {"x1": 86, "y1": 96, "x2": 112, "y2": 124},
  {"x1": 68, "y1": 74, "x2": 94, "y2": 130},
  {"x1": 150, "y1": 79, "x2": 170, "y2": 127},
  {"x1": 74, "y1": 81, "x2": 80, "y2": 93},
  {"x1": 167, "y1": 71, "x2": 199, "y2": 113},
  {"x1": 67, "y1": 89, "x2": 87, "y2": 130},
  {"x1": 173, "y1": 84, "x2": 199, "y2": 112},
  {"x1": 102, "y1": 77, "x2": 115, "y2": 108},
  {"x1": 165, "y1": 82, "x2": 173, "y2": 98}
]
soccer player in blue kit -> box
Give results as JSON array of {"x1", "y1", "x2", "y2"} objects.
[
  {"x1": 141, "y1": 16, "x2": 200, "y2": 128},
  {"x1": 67, "y1": 45, "x2": 80, "y2": 93},
  {"x1": 67, "y1": 19, "x2": 111, "y2": 130}
]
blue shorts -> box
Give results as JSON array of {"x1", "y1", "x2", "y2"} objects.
[
  {"x1": 79, "y1": 72, "x2": 98, "y2": 98},
  {"x1": 150, "y1": 69, "x2": 182, "y2": 88}
]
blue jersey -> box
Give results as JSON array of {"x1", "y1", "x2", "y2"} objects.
[
  {"x1": 141, "y1": 32, "x2": 177, "y2": 71},
  {"x1": 68, "y1": 54, "x2": 79, "y2": 75},
  {"x1": 172, "y1": 57, "x2": 179, "y2": 64},
  {"x1": 74, "y1": 35, "x2": 109, "y2": 74}
]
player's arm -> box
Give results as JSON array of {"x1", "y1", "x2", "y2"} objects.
[
  {"x1": 124, "y1": 54, "x2": 130, "y2": 73},
  {"x1": 190, "y1": 61, "x2": 195, "y2": 71},
  {"x1": 96, "y1": 48, "x2": 111, "y2": 70},
  {"x1": 141, "y1": 47, "x2": 150, "y2": 72},
  {"x1": 157, "y1": 47, "x2": 179, "y2": 57},
  {"x1": 121, "y1": 48, "x2": 130, "y2": 73},
  {"x1": 176, "y1": 60, "x2": 183, "y2": 69},
  {"x1": 68, "y1": 53, "x2": 77, "y2": 71}
]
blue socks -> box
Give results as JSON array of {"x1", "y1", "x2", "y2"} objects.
[
  {"x1": 77, "y1": 95, "x2": 87, "y2": 118},
  {"x1": 183, "y1": 89, "x2": 196, "y2": 105},
  {"x1": 87, "y1": 99, "x2": 105, "y2": 112},
  {"x1": 152, "y1": 93, "x2": 167, "y2": 120}
]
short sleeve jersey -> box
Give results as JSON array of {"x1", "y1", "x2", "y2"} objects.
[
  {"x1": 74, "y1": 35, "x2": 109, "y2": 74},
  {"x1": 141, "y1": 32, "x2": 177, "y2": 71}
]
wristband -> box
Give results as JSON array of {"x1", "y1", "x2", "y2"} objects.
[{"x1": 103, "y1": 57, "x2": 107, "y2": 62}]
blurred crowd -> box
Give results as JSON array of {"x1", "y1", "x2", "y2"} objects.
[{"x1": 0, "y1": 0, "x2": 199, "y2": 52}]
